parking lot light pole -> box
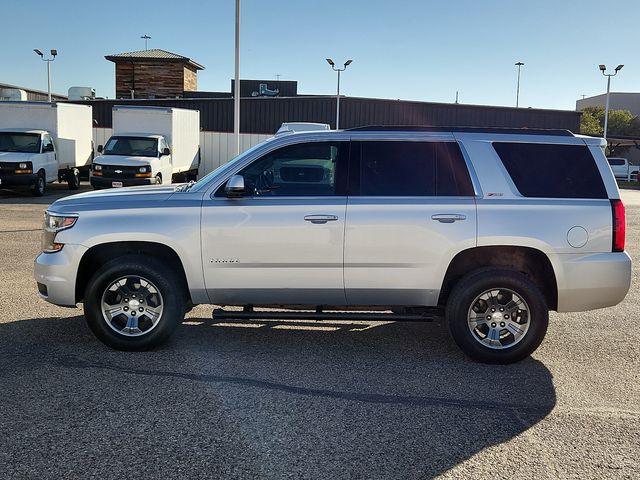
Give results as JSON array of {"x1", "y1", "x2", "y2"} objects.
[
  {"x1": 599, "y1": 64, "x2": 624, "y2": 142},
  {"x1": 326, "y1": 58, "x2": 352, "y2": 130},
  {"x1": 233, "y1": 0, "x2": 241, "y2": 157},
  {"x1": 515, "y1": 62, "x2": 524, "y2": 108},
  {"x1": 34, "y1": 49, "x2": 57, "y2": 102}
]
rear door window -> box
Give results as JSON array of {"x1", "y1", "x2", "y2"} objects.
[
  {"x1": 353, "y1": 141, "x2": 474, "y2": 196},
  {"x1": 493, "y1": 142, "x2": 607, "y2": 199}
]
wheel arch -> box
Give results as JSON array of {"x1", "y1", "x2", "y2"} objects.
[
  {"x1": 438, "y1": 246, "x2": 558, "y2": 311},
  {"x1": 76, "y1": 241, "x2": 191, "y2": 305}
]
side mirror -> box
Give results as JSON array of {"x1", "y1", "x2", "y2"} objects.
[
  {"x1": 225, "y1": 174, "x2": 245, "y2": 197},
  {"x1": 162, "y1": 147, "x2": 171, "y2": 156},
  {"x1": 44, "y1": 143, "x2": 54, "y2": 152},
  {"x1": 97, "y1": 145, "x2": 103, "y2": 153}
]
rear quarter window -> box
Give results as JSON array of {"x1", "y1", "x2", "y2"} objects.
[{"x1": 493, "y1": 142, "x2": 607, "y2": 199}]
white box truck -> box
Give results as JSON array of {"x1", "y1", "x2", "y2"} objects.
[
  {"x1": 91, "y1": 106, "x2": 200, "y2": 189},
  {"x1": 0, "y1": 101, "x2": 93, "y2": 196}
]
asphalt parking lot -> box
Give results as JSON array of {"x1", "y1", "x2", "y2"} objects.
[{"x1": 0, "y1": 183, "x2": 638, "y2": 479}]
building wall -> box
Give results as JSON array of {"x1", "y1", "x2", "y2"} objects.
[
  {"x1": 183, "y1": 66, "x2": 198, "y2": 91},
  {"x1": 576, "y1": 93, "x2": 640, "y2": 117},
  {"x1": 74, "y1": 97, "x2": 582, "y2": 134},
  {"x1": 115, "y1": 62, "x2": 187, "y2": 99}
]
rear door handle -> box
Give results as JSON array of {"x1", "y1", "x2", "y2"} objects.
[
  {"x1": 304, "y1": 215, "x2": 339, "y2": 224},
  {"x1": 431, "y1": 214, "x2": 466, "y2": 223}
]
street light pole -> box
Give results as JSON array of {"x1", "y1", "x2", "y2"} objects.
[
  {"x1": 599, "y1": 64, "x2": 624, "y2": 142},
  {"x1": 515, "y1": 62, "x2": 524, "y2": 108},
  {"x1": 233, "y1": 0, "x2": 241, "y2": 157},
  {"x1": 326, "y1": 58, "x2": 352, "y2": 129},
  {"x1": 34, "y1": 49, "x2": 57, "y2": 102}
]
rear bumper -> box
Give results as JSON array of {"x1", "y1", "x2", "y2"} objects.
[
  {"x1": 555, "y1": 252, "x2": 632, "y2": 312},
  {"x1": 0, "y1": 173, "x2": 37, "y2": 187},
  {"x1": 90, "y1": 176, "x2": 155, "y2": 188},
  {"x1": 34, "y1": 244, "x2": 88, "y2": 307}
]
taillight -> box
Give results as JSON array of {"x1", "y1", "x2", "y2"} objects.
[{"x1": 611, "y1": 199, "x2": 626, "y2": 252}]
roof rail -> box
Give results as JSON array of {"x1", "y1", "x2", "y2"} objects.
[
  {"x1": 276, "y1": 122, "x2": 331, "y2": 135},
  {"x1": 345, "y1": 125, "x2": 575, "y2": 136}
]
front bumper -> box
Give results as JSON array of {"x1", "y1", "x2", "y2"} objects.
[
  {"x1": 90, "y1": 176, "x2": 155, "y2": 188},
  {"x1": 0, "y1": 173, "x2": 37, "y2": 187},
  {"x1": 34, "y1": 244, "x2": 88, "y2": 307}
]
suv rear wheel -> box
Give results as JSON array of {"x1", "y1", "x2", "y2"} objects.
[
  {"x1": 84, "y1": 255, "x2": 185, "y2": 350},
  {"x1": 446, "y1": 269, "x2": 548, "y2": 364}
]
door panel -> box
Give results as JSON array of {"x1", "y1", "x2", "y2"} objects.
[
  {"x1": 344, "y1": 140, "x2": 477, "y2": 306},
  {"x1": 202, "y1": 197, "x2": 347, "y2": 305},
  {"x1": 202, "y1": 140, "x2": 349, "y2": 306},
  {"x1": 344, "y1": 197, "x2": 476, "y2": 306}
]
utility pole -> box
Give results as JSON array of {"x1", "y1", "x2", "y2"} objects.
[
  {"x1": 515, "y1": 62, "x2": 524, "y2": 108},
  {"x1": 233, "y1": 0, "x2": 241, "y2": 156}
]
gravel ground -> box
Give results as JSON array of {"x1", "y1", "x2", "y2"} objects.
[{"x1": 0, "y1": 183, "x2": 638, "y2": 479}]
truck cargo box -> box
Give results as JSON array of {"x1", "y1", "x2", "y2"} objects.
[
  {"x1": 0, "y1": 101, "x2": 93, "y2": 169},
  {"x1": 112, "y1": 106, "x2": 200, "y2": 175}
]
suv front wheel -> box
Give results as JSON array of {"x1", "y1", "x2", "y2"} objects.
[
  {"x1": 84, "y1": 255, "x2": 185, "y2": 350},
  {"x1": 446, "y1": 269, "x2": 548, "y2": 364}
]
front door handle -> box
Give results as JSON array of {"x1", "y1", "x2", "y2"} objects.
[
  {"x1": 304, "y1": 215, "x2": 339, "y2": 224},
  {"x1": 431, "y1": 214, "x2": 467, "y2": 223}
]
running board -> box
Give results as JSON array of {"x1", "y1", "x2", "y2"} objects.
[{"x1": 212, "y1": 308, "x2": 440, "y2": 322}]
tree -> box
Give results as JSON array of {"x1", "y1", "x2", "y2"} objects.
[{"x1": 579, "y1": 107, "x2": 640, "y2": 156}]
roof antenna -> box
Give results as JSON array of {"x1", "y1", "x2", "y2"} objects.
[{"x1": 140, "y1": 34, "x2": 151, "y2": 50}]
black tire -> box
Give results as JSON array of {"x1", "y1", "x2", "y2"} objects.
[
  {"x1": 67, "y1": 169, "x2": 80, "y2": 190},
  {"x1": 155, "y1": 174, "x2": 162, "y2": 185},
  {"x1": 31, "y1": 170, "x2": 46, "y2": 197},
  {"x1": 84, "y1": 255, "x2": 186, "y2": 351},
  {"x1": 446, "y1": 269, "x2": 548, "y2": 364}
]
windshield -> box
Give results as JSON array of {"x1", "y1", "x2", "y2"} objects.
[
  {"x1": 0, "y1": 133, "x2": 41, "y2": 153},
  {"x1": 103, "y1": 136, "x2": 158, "y2": 157}
]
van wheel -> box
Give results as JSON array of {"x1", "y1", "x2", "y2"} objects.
[
  {"x1": 446, "y1": 269, "x2": 548, "y2": 364},
  {"x1": 155, "y1": 174, "x2": 162, "y2": 185},
  {"x1": 84, "y1": 255, "x2": 186, "y2": 351},
  {"x1": 32, "y1": 171, "x2": 46, "y2": 197},
  {"x1": 67, "y1": 169, "x2": 80, "y2": 190}
]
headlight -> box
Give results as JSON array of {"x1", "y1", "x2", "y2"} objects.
[
  {"x1": 42, "y1": 212, "x2": 78, "y2": 253},
  {"x1": 139, "y1": 166, "x2": 147, "y2": 173},
  {"x1": 19, "y1": 162, "x2": 27, "y2": 169},
  {"x1": 93, "y1": 164, "x2": 102, "y2": 171}
]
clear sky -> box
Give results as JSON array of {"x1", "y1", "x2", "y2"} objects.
[{"x1": 2, "y1": 0, "x2": 638, "y2": 111}]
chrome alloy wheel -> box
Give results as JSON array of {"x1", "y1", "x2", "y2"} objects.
[
  {"x1": 100, "y1": 276, "x2": 164, "y2": 337},
  {"x1": 467, "y1": 288, "x2": 531, "y2": 350}
]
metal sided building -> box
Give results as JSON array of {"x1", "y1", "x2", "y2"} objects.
[{"x1": 68, "y1": 95, "x2": 582, "y2": 175}]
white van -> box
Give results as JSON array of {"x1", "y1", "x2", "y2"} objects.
[
  {"x1": 91, "y1": 106, "x2": 200, "y2": 189},
  {"x1": 0, "y1": 102, "x2": 93, "y2": 195}
]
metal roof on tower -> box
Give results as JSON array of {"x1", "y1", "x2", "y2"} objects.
[{"x1": 104, "y1": 49, "x2": 205, "y2": 70}]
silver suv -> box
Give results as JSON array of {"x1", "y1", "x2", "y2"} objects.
[{"x1": 34, "y1": 127, "x2": 631, "y2": 363}]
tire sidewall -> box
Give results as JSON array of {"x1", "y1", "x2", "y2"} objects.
[
  {"x1": 32, "y1": 171, "x2": 45, "y2": 197},
  {"x1": 84, "y1": 255, "x2": 185, "y2": 350},
  {"x1": 68, "y1": 169, "x2": 80, "y2": 190},
  {"x1": 446, "y1": 269, "x2": 548, "y2": 364}
]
